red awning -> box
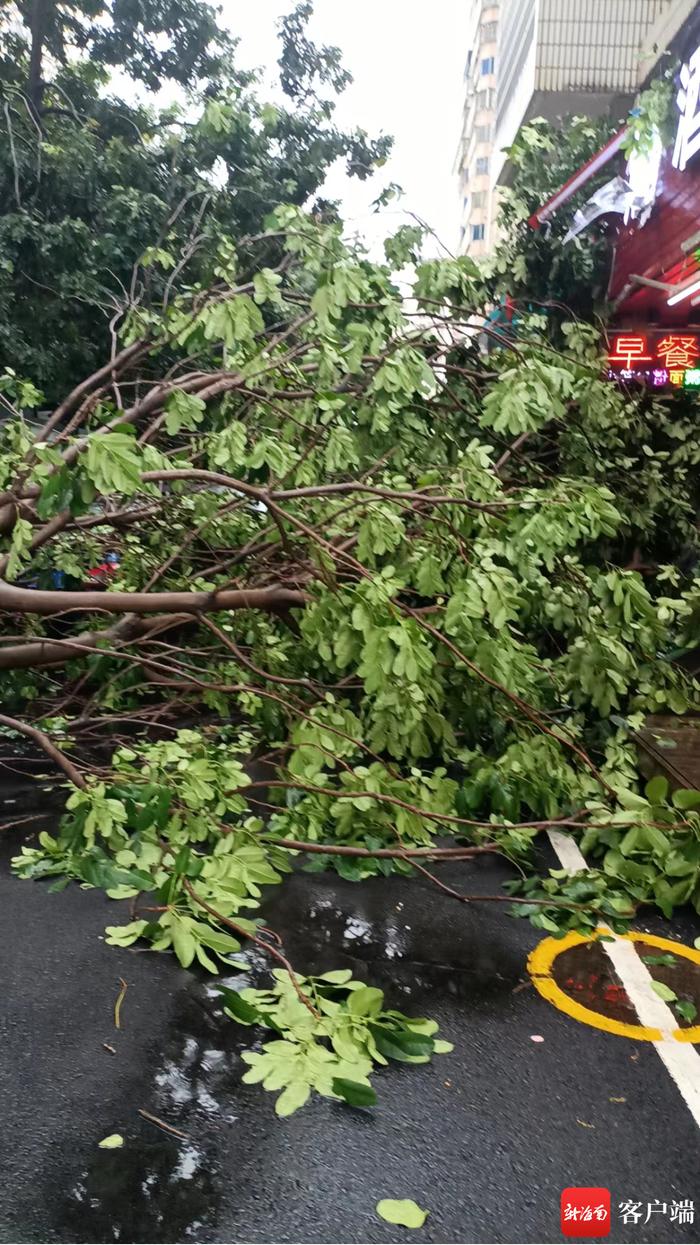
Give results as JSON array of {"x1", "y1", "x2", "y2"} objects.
[{"x1": 527, "y1": 123, "x2": 700, "y2": 325}]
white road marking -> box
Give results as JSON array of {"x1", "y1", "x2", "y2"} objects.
[{"x1": 547, "y1": 828, "x2": 700, "y2": 1130}]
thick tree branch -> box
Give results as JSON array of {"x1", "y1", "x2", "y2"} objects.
[
  {"x1": 0, "y1": 614, "x2": 187, "y2": 669},
  {"x1": 0, "y1": 581, "x2": 306, "y2": 617}
]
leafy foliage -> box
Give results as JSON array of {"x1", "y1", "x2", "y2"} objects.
[
  {"x1": 621, "y1": 75, "x2": 676, "y2": 159},
  {"x1": 0, "y1": 1, "x2": 391, "y2": 401},
  {"x1": 3, "y1": 170, "x2": 700, "y2": 1114},
  {"x1": 223, "y1": 970, "x2": 452, "y2": 1115},
  {"x1": 487, "y1": 116, "x2": 617, "y2": 319}
]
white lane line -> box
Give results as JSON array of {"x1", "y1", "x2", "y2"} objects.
[{"x1": 547, "y1": 828, "x2": 700, "y2": 1130}]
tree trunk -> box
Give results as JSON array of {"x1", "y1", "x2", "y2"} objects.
[{"x1": 28, "y1": 0, "x2": 50, "y2": 116}]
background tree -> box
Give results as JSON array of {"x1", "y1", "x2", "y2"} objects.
[
  {"x1": 0, "y1": 0, "x2": 391, "y2": 401},
  {"x1": 1, "y1": 0, "x2": 229, "y2": 109},
  {"x1": 487, "y1": 115, "x2": 617, "y2": 320},
  {"x1": 481, "y1": 100, "x2": 700, "y2": 569}
]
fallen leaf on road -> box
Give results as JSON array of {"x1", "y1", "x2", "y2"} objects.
[
  {"x1": 650, "y1": 980, "x2": 677, "y2": 1002},
  {"x1": 530, "y1": 1034, "x2": 544, "y2": 1043},
  {"x1": 675, "y1": 999, "x2": 697, "y2": 1023},
  {"x1": 376, "y1": 1200, "x2": 428, "y2": 1229},
  {"x1": 98, "y1": 1134, "x2": 124, "y2": 1149},
  {"x1": 609, "y1": 1096, "x2": 626, "y2": 1103},
  {"x1": 576, "y1": 1119, "x2": 595, "y2": 1129}
]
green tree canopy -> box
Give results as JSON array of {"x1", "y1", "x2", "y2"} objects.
[
  {"x1": 0, "y1": 0, "x2": 391, "y2": 401},
  {"x1": 488, "y1": 115, "x2": 616, "y2": 319}
]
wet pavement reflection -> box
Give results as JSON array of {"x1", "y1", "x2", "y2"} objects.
[
  {"x1": 3, "y1": 795, "x2": 700, "y2": 1245},
  {"x1": 43, "y1": 866, "x2": 527, "y2": 1244}
]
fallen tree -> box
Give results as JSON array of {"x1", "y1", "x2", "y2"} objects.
[{"x1": 3, "y1": 206, "x2": 700, "y2": 1111}]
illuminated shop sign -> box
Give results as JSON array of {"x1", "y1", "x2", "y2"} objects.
[
  {"x1": 673, "y1": 47, "x2": 700, "y2": 172},
  {"x1": 606, "y1": 332, "x2": 700, "y2": 387}
]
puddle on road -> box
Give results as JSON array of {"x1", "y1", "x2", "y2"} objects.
[
  {"x1": 0, "y1": 789, "x2": 525, "y2": 1243},
  {"x1": 46, "y1": 866, "x2": 525, "y2": 1243}
]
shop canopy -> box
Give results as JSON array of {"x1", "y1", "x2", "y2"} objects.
[{"x1": 528, "y1": 124, "x2": 700, "y2": 327}]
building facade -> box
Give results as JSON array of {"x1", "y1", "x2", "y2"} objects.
[
  {"x1": 456, "y1": 1, "x2": 500, "y2": 257},
  {"x1": 529, "y1": 0, "x2": 700, "y2": 337},
  {"x1": 456, "y1": 0, "x2": 698, "y2": 255}
]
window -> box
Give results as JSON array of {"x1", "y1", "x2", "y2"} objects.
[
  {"x1": 471, "y1": 224, "x2": 485, "y2": 242},
  {"x1": 481, "y1": 21, "x2": 497, "y2": 41},
  {"x1": 476, "y1": 89, "x2": 495, "y2": 110},
  {"x1": 475, "y1": 156, "x2": 489, "y2": 176},
  {"x1": 462, "y1": 195, "x2": 469, "y2": 212},
  {"x1": 481, "y1": 56, "x2": 495, "y2": 75},
  {"x1": 472, "y1": 191, "x2": 487, "y2": 210},
  {"x1": 475, "y1": 124, "x2": 492, "y2": 143}
]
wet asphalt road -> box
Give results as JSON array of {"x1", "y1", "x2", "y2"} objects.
[{"x1": 1, "y1": 781, "x2": 699, "y2": 1245}]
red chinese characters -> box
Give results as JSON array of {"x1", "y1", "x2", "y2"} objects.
[
  {"x1": 607, "y1": 331, "x2": 700, "y2": 385},
  {"x1": 656, "y1": 335, "x2": 699, "y2": 369},
  {"x1": 608, "y1": 334, "x2": 652, "y2": 369}
]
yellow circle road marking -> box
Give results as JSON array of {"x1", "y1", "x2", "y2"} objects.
[{"x1": 527, "y1": 929, "x2": 700, "y2": 1043}]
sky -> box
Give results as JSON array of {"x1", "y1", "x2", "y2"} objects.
[{"x1": 221, "y1": 1, "x2": 469, "y2": 257}]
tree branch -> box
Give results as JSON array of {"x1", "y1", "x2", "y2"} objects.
[
  {"x1": 0, "y1": 713, "x2": 86, "y2": 788},
  {"x1": 0, "y1": 581, "x2": 306, "y2": 617}
]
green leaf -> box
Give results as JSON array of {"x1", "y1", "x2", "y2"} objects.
[
  {"x1": 376, "y1": 1199, "x2": 428, "y2": 1229},
  {"x1": 331, "y1": 1078, "x2": 377, "y2": 1107},
  {"x1": 171, "y1": 920, "x2": 196, "y2": 969},
  {"x1": 35, "y1": 466, "x2": 76, "y2": 520},
  {"x1": 219, "y1": 987, "x2": 260, "y2": 1025},
  {"x1": 98, "y1": 1134, "x2": 124, "y2": 1149},
  {"x1": 347, "y1": 986, "x2": 384, "y2": 1017},
  {"x1": 202, "y1": 294, "x2": 264, "y2": 347},
  {"x1": 85, "y1": 432, "x2": 143, "y2": 496},
  {"x1": 253, "y1": 268, "x2": 283, "y2": 305},
  {"x1": 371, "y1": 1026, "x2": 434, "y2": 1062},
  {"x1": 81, "y1": 857, "x2": 154, "y2": 893},
  {"x1": 197, "y1": 927, "x2": 242, "y2": 955},
  {"x1": 672, "y1": 788, "x2": 700, "y2": 811},
  {"x1": 6, "y1": 517, "x2": 33, "y2": 581},
  {"x1": 650, "y1": 980, "x2": 677, "y2": 1002},
  {"x1": 675, "y1": 999, "x2": 698, "y2": 1023},
  {"x1": 644, "y1": 776, "x2": 669, "y2": 805},
  {"x1": 210, "y1": 420, "x2": 247, "y2": 470},
  {"x1": 642, "y1": 954, "x2": 677, "y2": 967},
  {"x1": 164, "y1": 390, "x2": 206, "y2": 435},
  {"x1": 104, "y1": 920, "x2": 148, "y2": 947},
  {"x1": 47, "y1": 876, "x2": 71, "y2": 893},
  {"x1": 274, "y1": 1080, "x2": 311, "y2": 1117},
  {"x1": 318, "y1": 969, "x2": 354, "y2": 984},
  {"x1": 432, "y1": 1038, "x2": 454, "y2": 1054}
]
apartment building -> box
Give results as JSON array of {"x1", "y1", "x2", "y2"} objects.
[
  {"x1": 456, "y1": 1, "x2": 500, "y2": 258},
  {"x1": 456, "y1": 0, "x2": 698, "y2": 255}
]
